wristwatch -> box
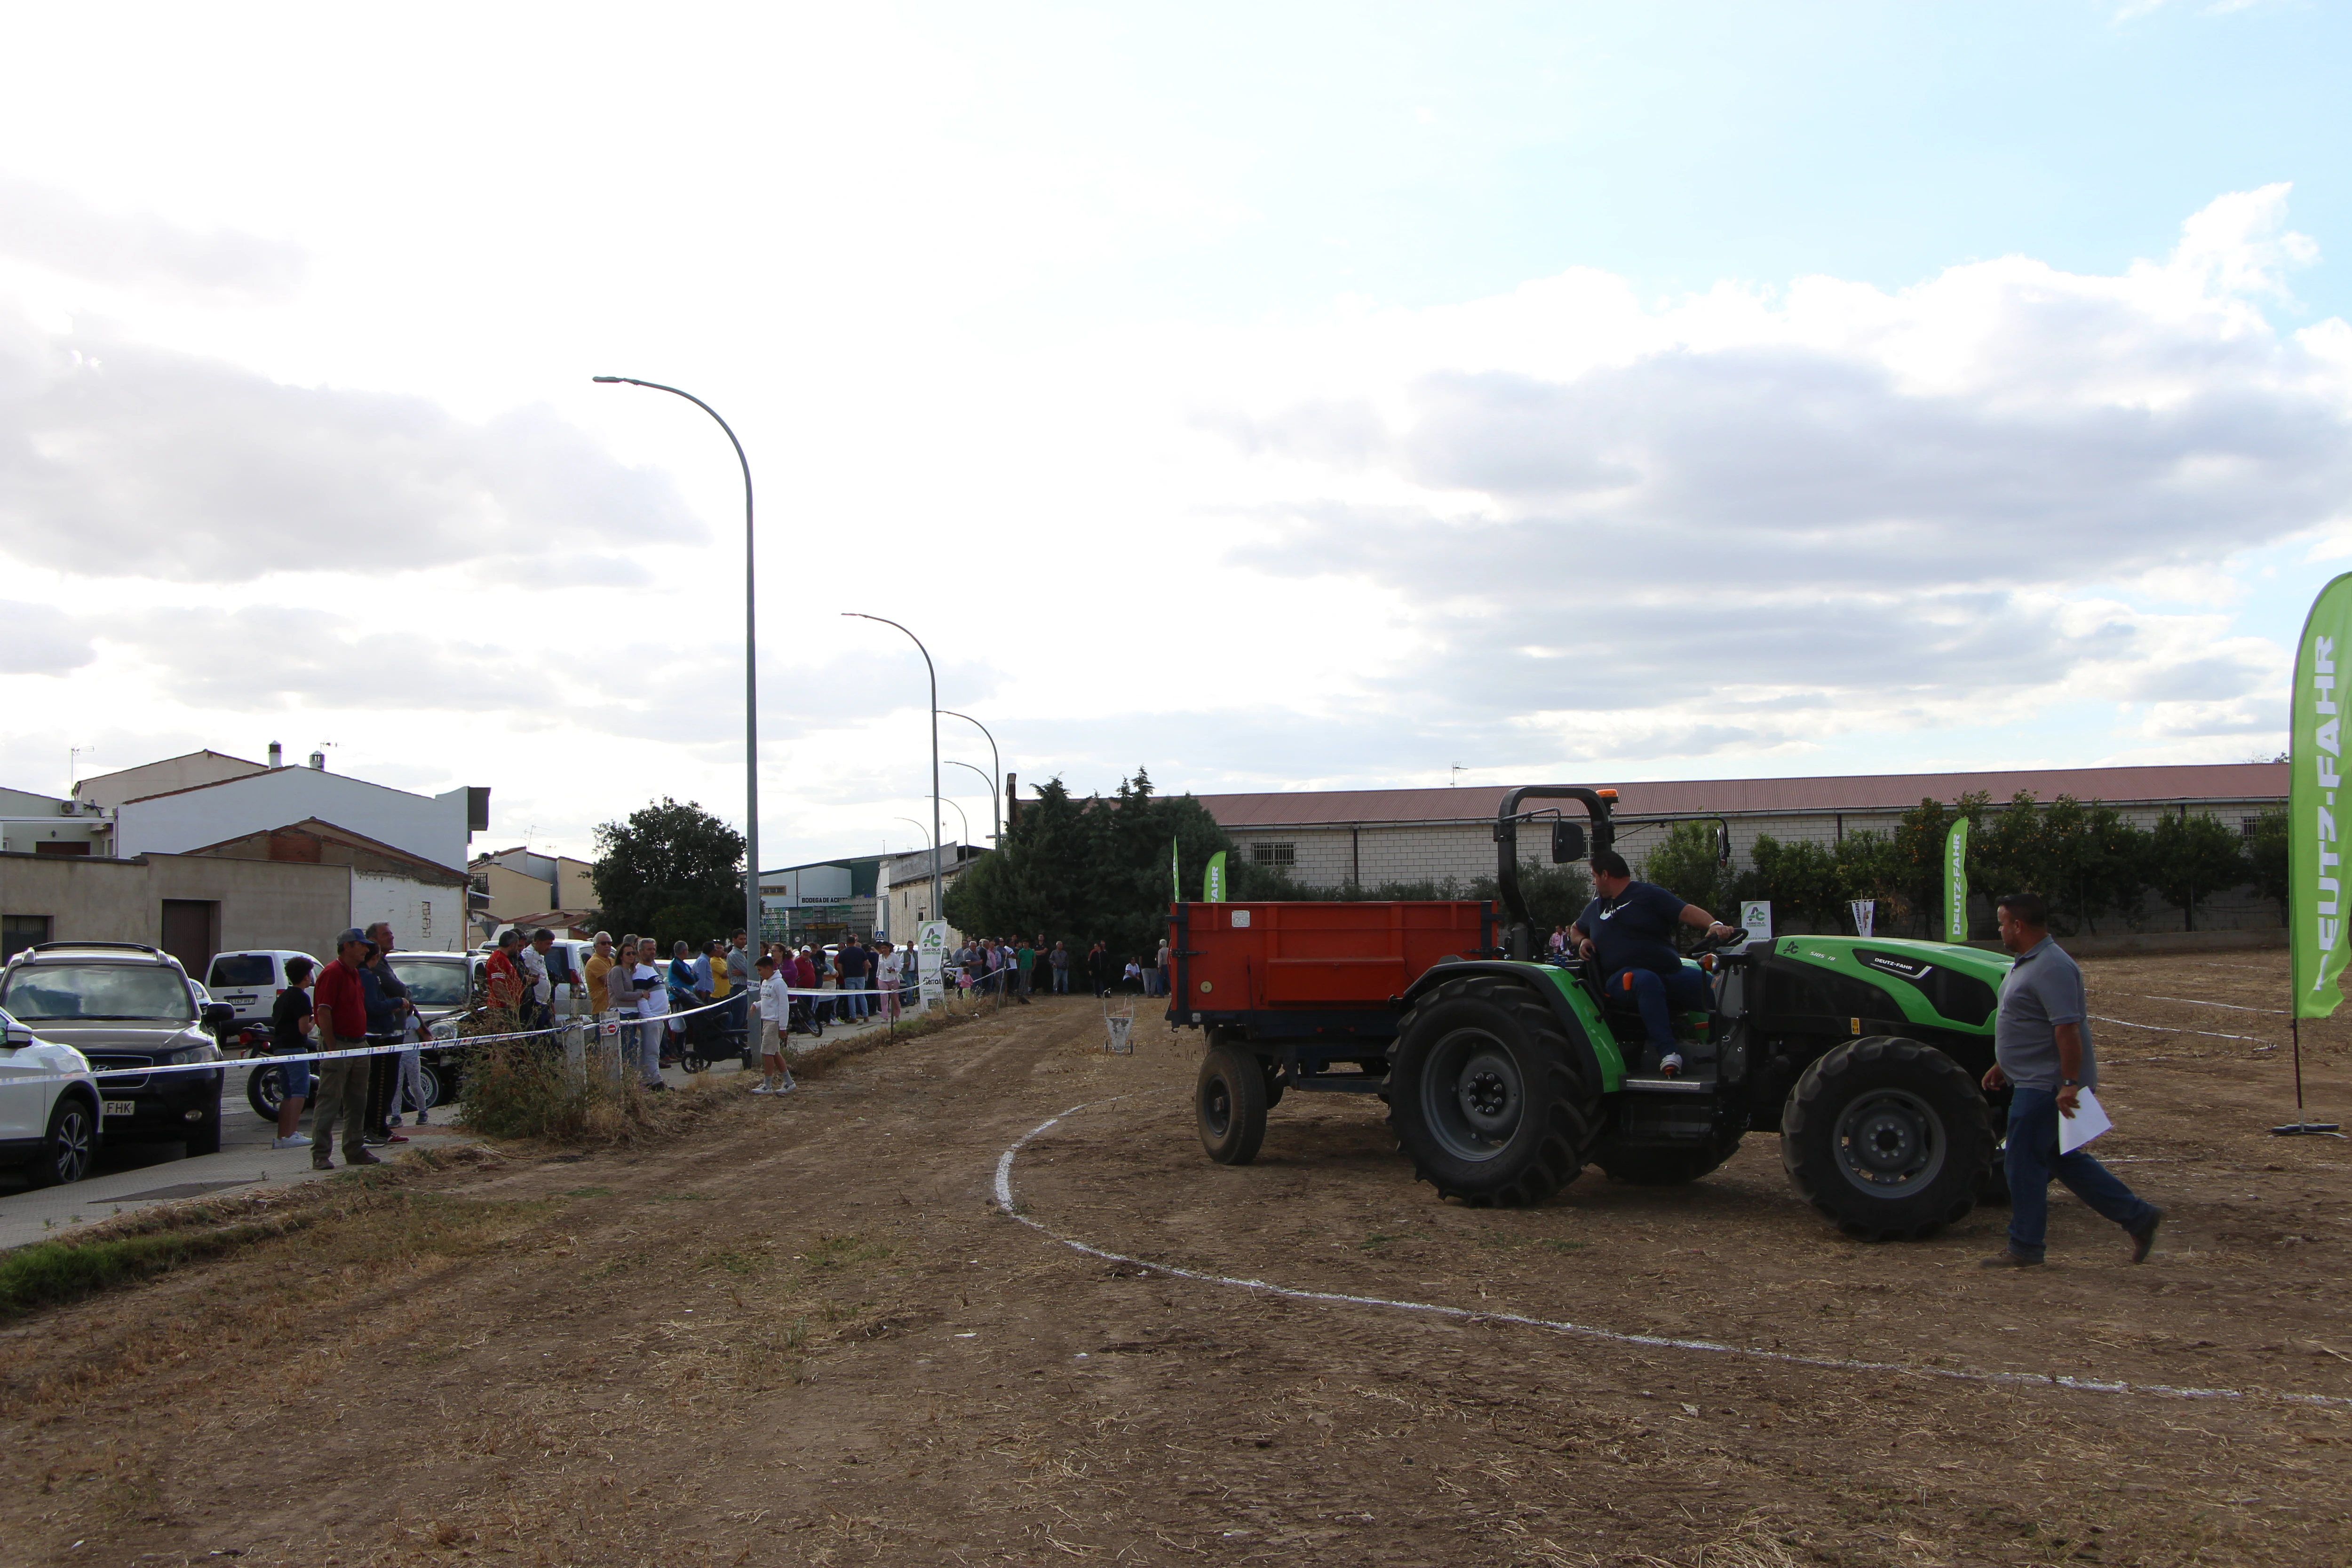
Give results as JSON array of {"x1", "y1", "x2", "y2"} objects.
[{"x1": 2059, "y1": 1078, "x2": 2081, "y2": 1087}]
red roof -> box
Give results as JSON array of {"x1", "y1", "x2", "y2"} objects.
[{"x1": 1199, "y1": 764, "x2": 2288, "y2": 829}]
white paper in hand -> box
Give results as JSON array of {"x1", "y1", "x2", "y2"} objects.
[{"x1": 2058, "y1": 1088, "x2": 2112, "y2": 1154}]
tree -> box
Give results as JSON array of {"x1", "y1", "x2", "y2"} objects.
[
  {"x1": 590, "y1": 798, "x2": 746, "y2": 944},
  {"x1": 2037, "y1": 796, "x2": 2149, "y2": 936},
  {"x1": 1641, "y1": 823, "x2": 1732, "y2": 927},
  {"x1": 2249, "y1": 807, "x2": 2288, "y2": 914},
  {"x1": 1736, "y1": 833, "x2": 1843, "y2": 930},
  {"x1": 946, "y1": 768, "x2": 1231, "y2": 962},
  {"x1": 1823, "y1": 830, "x2": 1900, "y2": 931},
  {"x1": 2145, "y1": 812, "x2": 2252, "y2": 930}
]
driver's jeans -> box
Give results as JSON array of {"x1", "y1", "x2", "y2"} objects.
[{"x1": 1604, "y1": 965, "x2": 1713, "y2": 1059}]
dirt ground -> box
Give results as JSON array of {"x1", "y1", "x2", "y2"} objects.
[{"x1": 2, "y1": 951, "x2": 2349, "y2": 1567}]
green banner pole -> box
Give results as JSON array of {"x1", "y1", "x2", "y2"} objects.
[
  {"x1": 1171, "y1": 837, "x2": 1180, "y2": 905},
  {"x1": 2280, "y1": 571, "x2": 2352, "y2": 1136},
  {"x1": 1944, "y1": 817, "x2": 1970, "y2": 945}
]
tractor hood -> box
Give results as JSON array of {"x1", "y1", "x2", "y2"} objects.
[{"x1": 1760, "y1": 935, "x2": 2011, "y2": 1034}]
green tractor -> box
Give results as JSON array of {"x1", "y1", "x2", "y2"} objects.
[{"x1": 1386, "y1": 786, "x2": 2010, "y2": 1237}]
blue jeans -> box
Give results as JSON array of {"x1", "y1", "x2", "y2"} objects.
[
  {"x1": 846, "y1": 977, "x2": 868, "y2": 1019},
  {"x1": 1604, "y1": 964, "x2": 1714, "y2": 1059},
  {"x1": 2004, "y1": 1087, "x2": 2154, "y2": 1261}
]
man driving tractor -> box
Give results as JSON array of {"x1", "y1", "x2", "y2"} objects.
[{"x1": 1569, "y1": 848, "x2": 1738, "y2": 1077}]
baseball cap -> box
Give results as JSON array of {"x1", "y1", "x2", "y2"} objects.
[{"x1": 336, "y1": 927, "x2": 368, "y2": 947}]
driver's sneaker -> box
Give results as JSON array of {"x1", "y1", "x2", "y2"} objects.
[
  {"x1": 1657, "y1": 1052, "x2": 1684, "y2": 1078},
  {"x1": 272, "y1": 1133, "x2": 311, "y2": 1150}
]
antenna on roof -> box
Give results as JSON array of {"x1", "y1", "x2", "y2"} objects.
[
  {"x1": 1451, "y1": 763, "x2": 1465, "y2": 787},
  {"x1": 69, "y1": 745, "x2": 92, "y2": 792}
]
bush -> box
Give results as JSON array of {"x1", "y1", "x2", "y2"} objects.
[{"x1": 455, "y1": 1040, "x2": 662, "y2": 1144}]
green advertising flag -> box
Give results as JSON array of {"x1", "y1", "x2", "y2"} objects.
[
  {"x1": 2292, "y1": 572, "x2": 2352, "y2": 1019},
  {"x1": 1171, "y1": 836, "x2": 1181, "y2": 904},
  {"x1": 1204, "y1": 851, "x2": 1227, "y2": 903},
  {"x1": 1944, "y1": 816, "x2": 1970, "y2": 945}
]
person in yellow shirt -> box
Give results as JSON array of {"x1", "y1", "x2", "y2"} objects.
[
  {"x1": 707, "y1": 937, "x2": 731, "y2": 999},
  {"x1": 582, "y1": 932, "x2": 616, "y2": 1016}
]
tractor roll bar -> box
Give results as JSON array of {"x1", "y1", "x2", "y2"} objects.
[{"x1": 1493, "y1": 786, "x2": 1618, "y2": 960}]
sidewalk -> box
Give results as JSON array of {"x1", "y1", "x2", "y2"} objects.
[
  {"x1": 0, "y1": 1075, "x2": 475, "y2": 1252},
  {"x1": 0, "y1": 1007, "x2": 913, "y2": 1251}
]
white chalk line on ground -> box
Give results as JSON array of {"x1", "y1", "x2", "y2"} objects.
[
  {"x1": 992, "y1": 1098, "x2": 2352, "y2": 1412},
  {"x1": 2089, "y1": 1014, "x2": 2272, "y2": 1044},
  {"x1": 2128, "y1": 994, "x2": 2289, "y2": 1017}
]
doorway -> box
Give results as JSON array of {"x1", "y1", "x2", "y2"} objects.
[{"x1": 159, "y1": 899, "x2": 220, "y2": 978}]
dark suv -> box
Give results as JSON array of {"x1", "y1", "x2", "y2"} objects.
[{"x1": 0, "y1": 942, "x2": 231, "y2": 1156}]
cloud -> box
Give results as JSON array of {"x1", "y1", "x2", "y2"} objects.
[
  {"x1": 1193, "y1": 188, "x2": 2343, "y2": 765},
  {"x1": 0, "y1": 173, "x2": 307, "y2": 300},
  {"x1": 0, "y1": 600, "x2": 93, "y2": 674},
  {"x1": 0, "y1": 310, "x2": 703, "y2": 581}
]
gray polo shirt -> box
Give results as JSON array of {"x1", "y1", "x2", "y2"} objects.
[{"x1": 1994, "y1": 935, "x2": 2097, "y2": 1092}]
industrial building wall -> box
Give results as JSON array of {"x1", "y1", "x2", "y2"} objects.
[{"x1": 1224, "y1": 796, "x2": 2285, "y2": 934}]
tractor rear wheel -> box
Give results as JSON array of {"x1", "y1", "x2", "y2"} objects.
[
  {"x1": 1197, "y1": 1043, "x2": 1269, "y2": 1166},
  {"x1": 1390, "y1": 976, "x2": 1600, "y2": 1208},
  {"x1": 1597, "y1": 1122, "x2": 1746, "y2": 1186},
  {"x1": 1781, "y1": 1035, "x2": 1990, "y2": 1240}
]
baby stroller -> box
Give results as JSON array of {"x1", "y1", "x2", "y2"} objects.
[{"x1": 788, "y1": 994, "x2": 826, "y2": 1040}]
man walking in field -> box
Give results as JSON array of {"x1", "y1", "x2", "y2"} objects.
[{"x1": 1980, "y1": 892, "x2": 2163, "y2": 1268}]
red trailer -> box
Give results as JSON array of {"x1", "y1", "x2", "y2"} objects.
[
  {"x1": 1168, "y1": 899, "x2": 1496, "y2": 1030},
  {"x1": 1166, "y1": 899, "x2": 1497, "y2": 1161}
]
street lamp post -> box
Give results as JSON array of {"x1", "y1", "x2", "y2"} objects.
[
  {"x1": 594, "y1": 375, "x2": 764, "y2": 958},
  {"x1": 944, "y1": 760, "x2": 996, "y2": 840},
  {"x1": 939, "y1": 710, "x2": 1001, "y2": 844},
  {"x1": 843, "y1": 613, "x2": 940, "y2": 931}
]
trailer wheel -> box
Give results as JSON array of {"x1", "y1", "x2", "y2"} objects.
[
  {"x1": 1597, "y1": 1123, "x2": 1745, "y2": 1186},
  {"x1": 1781, "y1": 1036, "x2": 1991, "y2": 1240},
  {"x1": 1390, "y1": 976, "x2": 1599, "y2": 1208},
  {"x1": 1197, "y1": 1044, "x2": 1269, "y2": 1166}
]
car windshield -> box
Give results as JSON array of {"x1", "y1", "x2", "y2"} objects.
[
  {"x1": 0, "y1": 963, "x2": 196, "y2": 1022},
  {"x1": 389, "y1": 959, "x2": 469, "y2": 1008}
]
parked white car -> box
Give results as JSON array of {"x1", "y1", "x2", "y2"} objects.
[
  {"x1": 204, "y1": 950, "x2": 321, "y2": 1027},
  {"x1": 0, "y1": 1005, "x2": 100, "y2": 1186}
]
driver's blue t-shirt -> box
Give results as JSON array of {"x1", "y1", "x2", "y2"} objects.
[{"x1": 1577, "y1": 882, "x2": 1688, "y2": 978}]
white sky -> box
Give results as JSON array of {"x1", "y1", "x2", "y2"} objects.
[{"x1": 1, "y1": 2, "x2": 2345, "y2": 868}]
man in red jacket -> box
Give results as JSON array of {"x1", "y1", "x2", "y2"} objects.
[{"x1": 310, "y1": 929, "x2": 383, "y2": 1170}]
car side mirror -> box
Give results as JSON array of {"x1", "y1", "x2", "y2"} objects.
[
  {"x1": 1, "y1": 1026, "x2": 32, "y2": 1050},
  {"x1": 202, "y1": 1002, "x2": 237, "y2": 1031},
  {"x1": 1551, "y1": 821, "x2": 1588, "y2": 863}
]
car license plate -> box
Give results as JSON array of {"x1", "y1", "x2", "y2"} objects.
[{"x1": 103, "y1": 1100, "x2": 138, "y2": 1117}]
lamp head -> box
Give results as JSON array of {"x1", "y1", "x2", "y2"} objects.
[{"x1": 592, "y1": 375, "x2": 627, "y2": 384}]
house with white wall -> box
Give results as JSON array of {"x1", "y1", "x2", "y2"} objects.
[{"x1": 114, "y1": 755, "x2": 485, "y2": 873}]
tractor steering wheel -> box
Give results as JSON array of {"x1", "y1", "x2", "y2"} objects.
[{"x1": 1690, "y1": 926, "x2": 1750, "y2": 958}]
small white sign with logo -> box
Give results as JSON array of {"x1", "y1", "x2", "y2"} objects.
[
  {"x1": 1740, "y1": 900, "x2": 1773, "y2": 943},
  {"x1": 1850, "y1": 899, "x2": 1876, "y2": 939}
]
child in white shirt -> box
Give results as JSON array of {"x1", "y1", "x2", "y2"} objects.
[{"x1": 752, "y1": 953, "x2": 795, "y2": 1095}]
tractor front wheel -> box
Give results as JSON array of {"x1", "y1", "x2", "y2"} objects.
[
  {"x1": 1390, "y1": 976, "x2": 1599, "y2": 1208},
  {"x1": 1781, "y1": 1035, "x2": 1991, "y2": 1240}
]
